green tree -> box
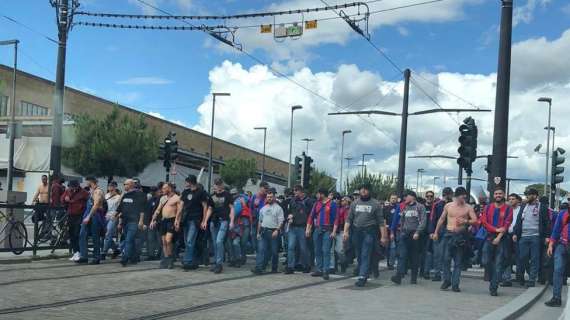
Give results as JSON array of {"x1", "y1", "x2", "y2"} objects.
[
  {"x1": 524, "y1": 183, "x2": 567, "y2": 198},
  {"x1": 346, "y1": 172, "x2": 398, "y2": 200},
  {"x1": 220, "y1": 158, "x2": 257, "y2": 191},
  {"x1": 63, "y1": 107, "x2": 159, "y2": 182},
  {"x1": 306, "y1": 169, "x2": 337, "y2": 196}
]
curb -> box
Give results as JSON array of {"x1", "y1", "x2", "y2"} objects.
[
  {"x1": 478, "y1": 284, "x2": 548, "y2": 320},
  {"x1": 0, "y1": 253, "x2": 70, "y2": 265},
  {"x1": 560, "y1": 285, "x2": 570, "y2": 320}
]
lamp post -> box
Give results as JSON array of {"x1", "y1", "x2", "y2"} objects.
[
  {"x1": 288, "y1": 105, "x2": 302, "y2": 188},
  {"x1": 361, "y1": 153, "x2": 374, "y2": 177},
  {"x1": 254, "y1": 127, "x2": 267, "y2": 182},
  {"x1": 302, "y1": 138, "x2": 314, "y2": 154},
  {"x1": 1, "y1": 39, "x2": 19, "y2": 191},
  {"x1": 345, "y1": 156, "x2": 353, "y2": 193},
  {"x1": 433, "y1": 176, "x2": 439, "y2": 192},
  {"x1": 208, "y1": 92, "x2": 230, "y2": 193},
  {"x1": 538, "y1": 97, "x2": 552, "y2": 197},
  {"x1": 416, "y1": 168, "x2": 425, "y2": 194},
  {"x1": 339, "y1": 130, "x2": 352, "y2": 193}
]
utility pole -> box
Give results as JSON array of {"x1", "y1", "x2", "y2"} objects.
[
  {"x1": 345, "y1": 156, "x2": 353, "y2": 193},
  {"x1": 50, "y1": 0, "x2": 79, "y2": 177},
  {"x1": 361, "y1": 153, "x2": 373, "y2": 177},
  {"x1": 397, "y1": 69, "x2": 411, "y2": 197},
  {"x1": 254, "y1": 127, "x2": 267, "y2": 182},
  {"x1": 339, "y1": 130, "x2": 351, "y2": 194},
  {"x1": 490, "y1": 0, "x2": 513, "y2": 192},
  {"x1": 287, "y1": 105, "x2": 302, "y2": 188},
  {"x1": 1, "y1": 40, "x2": 18, "y2": 191}
]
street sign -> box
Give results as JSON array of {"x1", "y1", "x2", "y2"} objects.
[
  {"x1": 305, "y1": 20, "x2": 317, "y2": 30},
  {"x1": 274, "y1": 24, "x2": 287, "y2": 38},
  {"x1": 260, "y1": 24, "x2": 272, "y2": 33},
  {"x1": 287, "y1": 24, "x2": 303, "y2": 37}
]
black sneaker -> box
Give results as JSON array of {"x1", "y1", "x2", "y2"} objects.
[
  {"x1": 545, "y1": 297, "x2": 562, "y2": 307},
  {"x1": 328, "y1": 268, "x2": 336, "y2": 275},
  {"x1": 440, "y1": 281, "x2": 451, "y2": 290},
  {"x1": 490, "y1": 289, "x2": 498, "y2": 296},
  {"x1": 311, "y1": 271, "x2": 323, "y2": 277},
  {"x1": 423, "y1": 273, "x2": 431, "y2": 280},
  {"x1": 355, "y1": 278, "x2": 367, "y2": 287},
  {"x1": 159, "y1": 258, "x2": 168, "y2": 269},
  {"x1": 340, "y1": 264, "x2": 347, "y2": 274},
  {"x1": 284, "y1": 268, "x2": 294, "y2": 275},
  {"x1": 214, "y1": 264, "x2": 223, "y2": 274},
  {"x1": 89, "y1": 260, "x2": 100, "y2": 265},
  {"x1": 526, "y1": 282, "x2": 535, "y2": 288},
  {"x1": 452, "y1": 286, "x2": 461, "y2": 293},
  {"x1": 303, "y1": 267, "x2": 311, "y2": 274},
  {"x1": 391, "y1": 274, "x2": 402, "y2": 285},
  {"x1": 411, "y1": 277, "x2": 418, "y2": 285},
  {"x1": 501, "y1": 281, "x2": 512, "y2": 287},
  {"x1": 75, "y1": 258, "x2": 88, "y2": 264},
  {"x1": 120, "y1": 260, "x2": 128, "y2": 267},
  {"x1": 323, "y1": 273, "x2": 330, "y2": 280},
  {"x1": 251, "y1": 268, "x2": 263, "y2": 275},
  {"x1": 432, "y1": 275, "x2": 442, "y2": 282}
]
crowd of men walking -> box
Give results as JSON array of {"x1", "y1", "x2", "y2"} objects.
[{"x1": 32, "y1": 174, "x2": 570, "y2": 308}]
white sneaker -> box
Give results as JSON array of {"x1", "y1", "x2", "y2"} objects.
[{"x1": 70, "y1": 252, "x2": 80, "y2": 261}]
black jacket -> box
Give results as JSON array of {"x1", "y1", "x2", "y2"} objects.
[{"x1": 513, "y1": 202, "x2": 551, "y2": 240}]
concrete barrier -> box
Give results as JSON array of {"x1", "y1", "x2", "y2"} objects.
[{"x1": 478, "y1": 285, "x2": 548, "y2": 320}]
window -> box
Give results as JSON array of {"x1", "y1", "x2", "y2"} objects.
[
  {"x1": 0, "y1": 96, "x2": 7, "y2": 117},
  {"x1": 18, "y1": 101, "x2": 48, "y2": 117}
]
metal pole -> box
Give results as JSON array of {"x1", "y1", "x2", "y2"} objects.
[
  {"x1": 288, "y1": 108, "x2": 294, "y2": 188},
  {"x1": 208, "y1": 94, "x2": 216, "y2": 193},
  {"x1": 466, "y1": 172, "x2": 472, "y2": 202},
  {"x1": 340, "y1": 134, "x2": 345, "y2": 193},
  {"x1": 362, "y1": 154, "x2": 365, "y2": 177},
  {"x1": 5, "y1": 40, "x2": 18, "y2": 191},
  {"x1": 345, "y1": 157, "x2": 352, "y2": 193},
  {"x1": 544, "y1": 103, "x2": 552, "y2": 197},
  {"x1": 416, "y1": 170, "x2": 420, "y2": 193},
  {"x1": 397, "y1": 69, "x2": 411, "y2": 197},
  {"x1": 262, "y1": 128, "x2": 266, "y2": 182},
  {"x1": 490, "y1": 0, "x2": 513, "y2": 192}
]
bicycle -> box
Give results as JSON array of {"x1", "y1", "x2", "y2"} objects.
[{"x1": 0, "y1": 209, "x2": 30, "y2": 255}]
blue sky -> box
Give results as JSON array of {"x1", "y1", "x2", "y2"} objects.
[{"x1": 1, "y1": 0, "x2": 570, "y2": 194}]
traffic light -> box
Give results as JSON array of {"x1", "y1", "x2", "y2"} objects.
[
  {"x1": 457, "y1": 117, "x2": 478, "y2": 174},
  {"x1": 294, "y1": 156, "x2": 302, "y2": 183},
  {"x1": 300, "y1": 153, "x2": 313, "y2": 189},
  {"x1": 163, "y1": 132, "x2": 175, "y2": 170},
  {"x1": 552, "y1": 148, "x2": 566, "y2": 185}
]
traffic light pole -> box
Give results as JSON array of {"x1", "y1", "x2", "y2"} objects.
[
  {"x1": 397, "y1": 69, "x2": 411, "y2": 197},
  {"x1": 490, "y1": 0, "x2": 513, "y2": 192}
]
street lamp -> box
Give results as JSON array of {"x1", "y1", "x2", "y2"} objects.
[
  {"x1": 538, "y1": 97, "x2": 552, "y2": 197},
  {"x1": 302, "y1": 138, "x2": 314, "y2": 154},
  {"x1": 254, "y1": 127, "x2": 267, "y2": 182},
  {"x1": 339, "y1": 130, "x2": 352, "y2": 194},
  {"x1": 433, "y1": 176, "x2": 440, "y2": 192},
  {"x1": 361, "y1": 153, "x2": 374, "y2": 177},
  {"x1": 416, "y1": 168, "x2": 425, "y2": 194},
  {"x1": 288, "y1": 105, "x2": 302, "y2": 188},
  {"x1": 1, "y1": 39, "x2": 19, "y2": 192},
  {"x1": 208, "y1": 92, "x2": 230, "y2": 193}
]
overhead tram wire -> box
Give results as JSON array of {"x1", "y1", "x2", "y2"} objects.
[{"x1": 2, "y1": 15, "x2": 59, "y2": 44}]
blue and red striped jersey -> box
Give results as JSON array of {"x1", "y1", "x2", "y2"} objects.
[{"x1": 308, "y1": 199, "x2": 338, "y2": 227}]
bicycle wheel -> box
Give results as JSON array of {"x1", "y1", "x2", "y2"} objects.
[{"x1": 9, "y1": 221, "x2": 28, "y2": 255}]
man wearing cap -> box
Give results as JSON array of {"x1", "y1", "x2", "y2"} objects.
[
  {"x1": 434, "y1": 187, "x2": 478, "y2": 292},
  {"x1": 480, "y1": 188, "x2": 513, "y2": 296},
  {"x1": 78, "y1": 177, "x2": 106, "y2": 264},
  {"x1": 344, "y1": 184, "x2": 388, "y2": 287},
  {"x1": 383, "y1": 194, "x2": 399, "y2": 270},
  {"x1": 513, "y1": 188, "x2": 550, "y2": 288},
  {"x1": 101, "y1": 181, "x2": 122, "y2": 260},
  {"x1": 306, "y1": 188, "x2": 338, "y2": 280},
  {"x1": 61, "y1": 180, "x2": 89, "y2": 261},
  {"x1": 390, "y1": 190, "x2": 427, "y2": 285},
  {"x1": 230, "y1": 188, "x2": 251, "y2": 267},
  {"x1": 502, "y1": 193, "x2": 522, "y2": 286},
  {"x1": 178, "y1": 175, "x2": 209, "y2": 270},
  {"x1": 284, "y1": 185, "x2": 313, "y2": 274},
  {"x1": 428, "y1": 187, "x2": 453, "y2": 281}
]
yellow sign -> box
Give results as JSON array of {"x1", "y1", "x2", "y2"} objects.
[
  {"x1": 305, "y1": 20, "x2": 317, "y2": 30},
  {"x1": 260, "y1": 24, "x2": 272, "y2": 33}
]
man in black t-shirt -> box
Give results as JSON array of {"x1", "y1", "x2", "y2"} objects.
[
  {"x1": 117, "y1": 179, "x2": 147, "y2": 266},
  {"x1": 178, "y1": 175, "x2": 209, "y2": 270},
  {"x1": 202, "y1": 178, "x2": 235, "y2": 273}
]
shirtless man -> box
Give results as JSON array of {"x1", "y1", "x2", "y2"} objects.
[
  {"x1": 150, "y1": 183, "x2": 182, "y2": 269},
  {"x1": 78, "y1": 177, "x2": 106, "y2": 264},
  {"x1": 434, "y1": 187, "x2": 478, "y2": 292},
  {"x1": 32, "y1": 175, "x2": 50, "y2": 222}
]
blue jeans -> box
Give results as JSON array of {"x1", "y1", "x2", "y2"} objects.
[
  {"x1": 388, "y1": 237, "x2": 398, "y2": 268},
  {"x1": 121, "y1": 222, "x2": 138, "y2": 263},
  {"x1": 102, "y1": 218, "x2": 118, "y2": 255},
  {"x1": 313, "y1": 227, "x2": 333, "y2": 273},
  {"x1": 397, "y1": 232, "x2": 421, "y2": 278},
  {"x1": 255, "y1": 228, "x2": 279, "y2": 271},
  {"x1": 432, "y1": 236, "x2": 444, "y2": 277},
  {"x1": 482, "y1": 238, "x2": 505, "y2": 291},
  {"x1": 231, "y1": 218, "x2": 250, "y2": 263},
  {"x1": 442, "y1": 233, "x2": 464, "y2": 288},
  {"x1": 79, "y1": 216, "x2": 102, "y2": 260},
  {"x1": 210, "y1": 220, "x2": 228, "y2": 266},
  {"x1": 553, "y1": 244, "x2": 567, "y2": 299},
  {"x1": 287, "y1": 226, "x2": 308, "y2": 269},
  {"x1": 517, "y1": 235, "x2": 541, "y2": 283},
  {"x1": 354, "y1": 226, "x2": 377, "y2": 279},
  {"x1": 330, "y1": 231, "x2": 347, "y2": 269},
  {"x1": 183, "y1": 220, "x2": 200, "y2": 266}
]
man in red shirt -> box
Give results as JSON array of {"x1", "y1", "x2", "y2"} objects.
[
  {"x1": 481, "y1": 188, "x2": 513, "y2": 296},
  {"x1": 60, "y1": 180, "x2": 89, "y2": 261}
]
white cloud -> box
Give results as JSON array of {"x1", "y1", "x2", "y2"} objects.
[
  {"x1": 146, "y1": 111, "x2": 188, "y2": 127},
  {"x1": 190, "y1": 29, "x2": 570, "y2": 195},
  {"x1": 116, "y1": 77, "x2": 173, "y2": 85},
  {"x1": 128, "y1": 0, "x2": 193, "y2": 15},
  {"x1": 397, "y1": 26, "x2": 409, "y2": 37},
  {"x1": 513, "y1": 0, "x2": 551, "y2": 26}
]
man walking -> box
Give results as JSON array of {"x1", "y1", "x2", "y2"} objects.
[
  {"x1": 390, "y1": 190, "x2": 427, "y2": 285},
  {"x1": 78, "y1": 177, "x2": 105, "y2": 265},
  {"x1": 343, "y1": 184, "x2": 388, "y2": 287},
  {"x1": 284, "y1": 185, "x2": 313, "y2": 274},
  {"x1": 383, "y1": 194, "x2": 399, "y2": 270},
  {"x1": 513, "y1": 188, "x2": 550, "y2": 287},
  {"x1": 61, "y1": 180, "x2": 89, "y2": 261},
  {"x1": 306, "y1": 189, "x2": 338, "y2": 280},
  {"x1": 251, "y1": 190, "x2": 284, "y2": 275},
  {"x1": 545, "y1": 206, "x2": 570, "y2": 307},
  {"x1": 150, "y1": 183, "x2": 182, "y2": 269},
  {"x1": 231, "y1": 189, "x2": 252, "y2": 267},
  {"x1": 481, "y1": 188, "x2": 513, "y2": 296},
  {"x1": 502, "y1": 193, "x2": 522, "y2": 286},
  {"x1": 429, "y1": 187, "x2": 453, "y2": 281},
  {"x1": 178, "y1": 175, "x2": 209, "y2": 270},
  {"x1": 116, "y1": 179, "x2": 146, "y2": 266},
  {"x1": 434, "y1": 187, "x2": 478, "y2": 292}
]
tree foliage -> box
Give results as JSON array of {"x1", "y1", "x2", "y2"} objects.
[
  {"x1": 346, "y1": 172, "x2": 398, "y2": 200},
  {"x1": 524, "y1": 183, "x2": 567, "y2": 198},
  {"x1": 220, "y1": 158, "x2": 257, "y2": 191},
  {"x1": 306, "y1": 169, "x2": 337, "y2": 196},
  {"x1": 63, "y1": 108, "x2": 159, "y2": 180}
]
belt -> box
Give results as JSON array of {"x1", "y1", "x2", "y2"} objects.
[{"x1": 262, "y1": 227, "x2": 278, "y2": 232}]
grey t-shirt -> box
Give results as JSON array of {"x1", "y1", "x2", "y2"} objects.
[
  {"x1": 521, "y1": 202, "x2": 540, "y2": 237},
  {"x1": 400, "y1": 203, "x2": 427, "y2": 233},
  {"x1": 348, "y1": 198, "x2": 384, "y2": 228}
]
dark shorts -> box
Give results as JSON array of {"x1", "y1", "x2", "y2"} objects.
[{"x1": 160, "y1": 218, "x2": 176, "y2": 236}]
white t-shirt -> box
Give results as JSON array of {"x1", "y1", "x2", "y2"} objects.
[{"x1": 105, "y1": 193, "x2": 122, "y2": 219}]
